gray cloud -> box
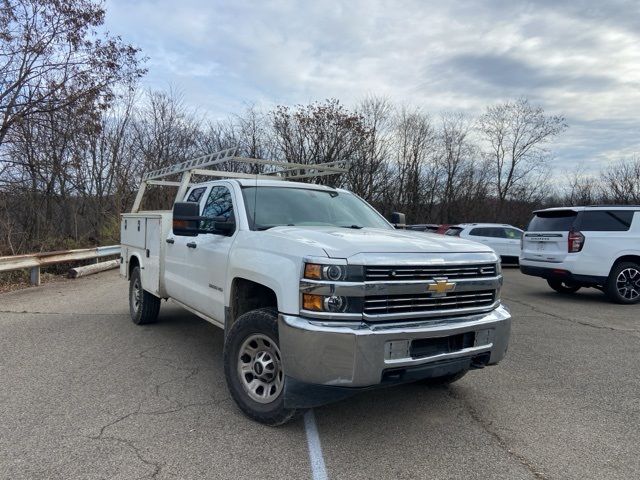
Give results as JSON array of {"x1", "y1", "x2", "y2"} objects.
[
  {"x1": 104, "y1": 0, "x2": 640, "y2": 173},
  {"x1": 442, "y1": 53, "x2": 615, "y2": 92}
]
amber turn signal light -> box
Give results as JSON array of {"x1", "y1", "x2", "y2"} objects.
[
  {"x1": 304, "y1": 263, "x2": 322, "y2": 280},
  {"x1": 302, "y1": 293, "x2": 324, "y2": 311}
]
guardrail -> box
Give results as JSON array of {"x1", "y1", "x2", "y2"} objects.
[{"x1": 0, "y1": 245, "x2": 120, "y2": 286}]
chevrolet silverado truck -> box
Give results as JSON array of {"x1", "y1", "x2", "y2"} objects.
[{"x1": 120, "y1": 150, "x2": 511, "y2": 425}]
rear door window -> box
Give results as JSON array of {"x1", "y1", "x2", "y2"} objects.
[
  {"x1": 186, "y1": 187, "x2": 206, "y2": 203},
  {"x1": 487, "y1": 227, "x2": 507, "y2": 238},
  {"x1": 469, "y1": 227, "x2": 489, "y2": 237},
  {"x1": 577, "y1": 210, "x2": 634, "y2": 232},
  {"x1": 527, "y1": 211, "x2": 578, "y2": 231},
  {"x1": 504, "y1": 228, "x2": 523, "y2": 239}
]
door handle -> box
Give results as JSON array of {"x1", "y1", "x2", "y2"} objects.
[
  {"x1": 186, "y1": 242, "x2": 197, "y2": 249},
  {"x1": 165, "y1": 238, "x2": 175, "y2": 244}
]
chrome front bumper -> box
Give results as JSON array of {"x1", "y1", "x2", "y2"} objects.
[{"x1": 278, "y1": 304, "x2": 511, "y2": 388}]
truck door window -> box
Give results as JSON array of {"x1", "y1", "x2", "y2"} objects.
[
  {"x1": 186, "y1": 187, "x2": 206, "y2": 203},
  {"x1": 202, "y1": 186, "x2": 235, "y2": 231}
]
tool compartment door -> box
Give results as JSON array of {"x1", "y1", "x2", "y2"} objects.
[{"x1": 121, "y1": 216, "x2": 147, "y2": 249}]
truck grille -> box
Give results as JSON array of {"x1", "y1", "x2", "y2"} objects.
[
  {"x1": 364, "y1": 290, "x2": 496, "y2": 315},
  {"x1": 364, "y1": 264, "x2": 496, "y2": 281}
]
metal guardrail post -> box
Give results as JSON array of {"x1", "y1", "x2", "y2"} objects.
[{"x1": 30, "y1": 266, "x2": 40, "y2": 286}]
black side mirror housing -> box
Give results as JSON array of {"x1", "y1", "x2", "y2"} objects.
[
  {"x1": 172, "y1": 202, "x2": 235, "y2": 236},
  {"x1": 173, "y1": 202, "x2": 200, "y2": 236},
  {"x1": 390, "y1": 212, "x2": 406, "y2": 229}
]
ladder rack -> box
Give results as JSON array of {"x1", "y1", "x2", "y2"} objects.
[{"x1": 131, "y1": 147, "x2": 350, "y2": 212}]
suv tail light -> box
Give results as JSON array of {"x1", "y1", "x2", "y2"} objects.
[{"x1": 568, "y1": 230, "x2": 585, "y2": 253}]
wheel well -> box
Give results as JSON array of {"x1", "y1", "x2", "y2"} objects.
[
  {"x1": 611, "y1": 255, "x2": 640, "y2": 273},
  {"x1": 229, "y1": 278, "x2": 278, "y2": 327},
  {"x1": 128, "y1": 255, "x2": 140, "y2": 277}
]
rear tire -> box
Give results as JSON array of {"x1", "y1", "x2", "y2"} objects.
[
  {"x1": 129, "y1": 266, "x2": 161, "y2": 325},
  {"x1": 547, "y1": 279, "x2": 581, "y2": 294},
  {"x1": 420, "y1": 369, "x2": 468, "y2": 386},
  {"x1": 223, "y1": 308, "x2": 300, "y2": 426},
  {"x1": 606, "y1": 262, "x2": 640, "y2": 304}
]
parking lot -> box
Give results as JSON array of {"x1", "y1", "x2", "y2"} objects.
[{"x1": 1, "y1": 268, "x2": 638, "y2": 480}]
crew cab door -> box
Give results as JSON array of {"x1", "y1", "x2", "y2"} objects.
[
  {"x1": 184, "y1": 185, "x2": 237, "y2": 322},
  {"x1": 164, "y1": 186, "x2": 209, "y2": 303}
]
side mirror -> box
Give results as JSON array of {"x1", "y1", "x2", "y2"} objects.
[
  {"x1": 390, "y1": 212, "x2": 406, "y2": 229},
  {"x1": 172, "y1": 202, "x2": 200, "y2": 236},
  {"x1": 172, "y1": 202, "x2": 236, "y2": 236},
  {"x1": 211, "y1": 216, "x2": 235, "y2": 235}
]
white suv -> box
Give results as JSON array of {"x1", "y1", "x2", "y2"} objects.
[
  {"x1": 520, "y1": 206, "x2": 640, "y2": 304},
  {"x1": 445, "y1": 224, "x2": 523, "y2": 264}
]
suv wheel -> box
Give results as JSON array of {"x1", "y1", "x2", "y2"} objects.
[
  {"x1": 606, "y1": 262, "x2": 640, "y2": 304},
  {"x1": 223, "y1": 308, "x2": 299, "y2": 426},
  {"x1": 129, "y1": 266, "x2": 161, "y2": 324},
  {"x1": 547, "y1": 279, "x2": 581, "y2": 294}
]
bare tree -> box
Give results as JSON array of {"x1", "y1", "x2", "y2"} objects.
[
  {"x1": 478, "y1": 98, "x2": 567, "y2": 214},
  {"x1": 0, "y1": 0, "x2": 145, "y2": 147},
  {"x1": 436, "y1": 113, "x2": 476, "y2": 222},
  {"x1": 389, "y1": 107, "x2": 436, "y2": 221},
  {"x1": 348, "y1": 95, "x2": 392, "y2": 203},
  {"x1": 271, "y1": 99, "x2": 371, "y2": 186},
  {"x1": 601, "y1": 156, "x2": 640, "y2": 204}
]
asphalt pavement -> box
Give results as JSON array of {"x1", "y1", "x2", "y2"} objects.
[{"x1": 0, "y1": 268, "x2": 638, "y2": 479}]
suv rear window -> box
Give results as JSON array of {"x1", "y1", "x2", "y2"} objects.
[
  {"x1": 577, "y1": 210, "x2": 634, "y2": 232},
  {"x1": 527, "y1": 211, "x2": 578, "y2": 231}
]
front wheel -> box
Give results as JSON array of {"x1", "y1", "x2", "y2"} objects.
[
  {"x1": 547, "y1": 279, "x2": 581, "y2": 294},
  {"x1": 606, "y1": 262, "x2": 640, "y2": 304},
  {"x1": 223, "y1": 308, "x2": 300, "y2": 426},
  {"x1": 129, "y1": 266, "x2": 161, "y2": 325}
]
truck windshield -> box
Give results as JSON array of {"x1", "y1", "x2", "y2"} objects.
[{"x1": 241, "y1": 186, "x2": 392, "y2": 230}]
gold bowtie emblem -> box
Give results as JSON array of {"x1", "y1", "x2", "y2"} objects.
[{"x1": 428, "y1": 279, "x2": 456, "y2": 295}]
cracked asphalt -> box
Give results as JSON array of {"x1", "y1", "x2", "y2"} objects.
[{"x1": 1, "y1": 269, "x2": 638, "y2": 479}]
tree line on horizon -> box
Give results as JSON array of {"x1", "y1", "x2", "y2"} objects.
[{"x1": 1, "y1": 0, "x2": 639, "y2": 257}]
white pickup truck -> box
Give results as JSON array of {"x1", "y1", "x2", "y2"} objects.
[{"x1": 120, "y1": 153, "x2": 511, "y2": 425}]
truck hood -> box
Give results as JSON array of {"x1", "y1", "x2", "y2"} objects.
[{"x1": 262, "y1": 226, "x2": 493, "y2": 258}]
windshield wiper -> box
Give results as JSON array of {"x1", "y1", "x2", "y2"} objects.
[
  {"x1": 256, "y1": 224, "x2": 295, "y2": 231},
  {"x1": 340, "y1": 225, "x2": 363, "y2": 229}
]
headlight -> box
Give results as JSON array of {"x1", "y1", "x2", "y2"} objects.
[
  {"x1": 304, "y1": 263, "x2": 347, "y2": 281},
  {"x1": 302, "y1": 293, "x2": 362, "y2": 313}
]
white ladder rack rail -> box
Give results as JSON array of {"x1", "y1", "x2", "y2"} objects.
[{"x1": 131, "y1": 148, "x2": 349, "y2": 212}]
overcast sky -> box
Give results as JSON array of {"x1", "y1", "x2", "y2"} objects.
[{"x1": 104, "y1": 0, "x2": 640, "y2": 175}]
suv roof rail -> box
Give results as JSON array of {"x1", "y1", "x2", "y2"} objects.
[
  {"x1": 131, "y1": 147, "x2": 350, "y2": 212},
  {"x1": 584, "y1": 204, "x2": 640, "y2": 208}
]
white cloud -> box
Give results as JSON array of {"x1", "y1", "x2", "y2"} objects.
[{"x1": 104, "y1": 0, "x2": 640, "y2": 172}]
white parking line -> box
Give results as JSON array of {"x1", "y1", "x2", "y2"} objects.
[{"x1": 304, "y1": 409, "x2": 328, "y2": 480}]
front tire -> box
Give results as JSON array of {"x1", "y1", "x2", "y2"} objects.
[
  {"x1": 547, "y1": 279, "x2": 581, "y2": 294},
  {"x1": 223, "y1": 308, "x2": 299, "y2": 426},
  {"x1": 129, "y1": 266, "x2": 161, "y2": 325},
  {"x1": 606, "y1": 262, "x2": 640, "y2": 304}
]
